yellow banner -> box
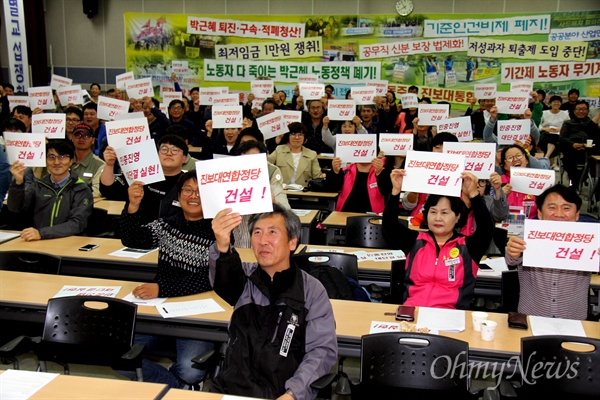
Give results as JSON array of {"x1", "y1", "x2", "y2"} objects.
[
  {"x1": 215, "y1": 37, "x2": 322, "y2": 61},
  {"x1": 467, "y1": 38, "x2": 588, "y2": 61}
]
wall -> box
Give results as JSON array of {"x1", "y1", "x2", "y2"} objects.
[{"x1": 1, "y1": 0, "x2": 599, "y2": 87}]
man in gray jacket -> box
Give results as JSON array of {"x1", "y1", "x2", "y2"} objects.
[
  {"x1": 8, "y1": 139, "x2": 93, "y2": 241},
  {"x1": 209, "y1": 204, "x2": 337, "y2": 400}
]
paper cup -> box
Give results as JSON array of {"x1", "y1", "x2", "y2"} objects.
[
  {"x1": 472, "y1": 311, "x2": 489, "y2": 332},
  {"x1": 480, "y1": 320, "x2": 498, "y2": 341},
  {"x1": 587, "y1": 139, "x2": 593, "y2": 147}
]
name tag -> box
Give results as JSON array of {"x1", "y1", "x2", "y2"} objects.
[
  {"x1": 369, "y1": 182, "x2": 378, "y2": 189},
  {"x1": 172, "y1": 200, "x2": 181, "y2": 207},
  {"x1": 448, "y1": 264, "x2": 456, "y2": 282},
  {"x1": 279, "y1": 324, "x2": 295, "y2": 357},
  {"x1": 445, "y1": 258, "x2": 460, "y2": 266},
  {"x1": 83, "y1": 172, "x2": 93, "y2": 177}
]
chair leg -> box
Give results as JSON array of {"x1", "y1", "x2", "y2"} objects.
[
  {"x1": 39, "y1": 360, "x2": 47, "y2": 372},
  {"x1": 135, "y1": 367, "x2": 144, "y2": 382}
]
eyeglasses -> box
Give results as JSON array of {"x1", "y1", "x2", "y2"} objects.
[
  {"x1": 159, "y1": 146, "x2": 182, "y2": 155},
  {"x1": 289, "y1": 132, "x2": 305, "y2": 137},
  {"x1": 73, "y1": 132, "x2": 93, "y2": 139},
  {"x1": 477, "y1": 180, "x2": 487, "y2": 187},
  {"x1": 66, "y1": 118, "x2": 81, "y2": 124},
  {"x1": 309, "y1": 106, "x2": 323, "y2": 110},
  {"x1": 46, "y1": 154, "x2": 70, "y2": 161},
  {"x1": 180, "y1": 188, "x2": 199, "y2": 197},
  {"x1": 170, "y1": 106, "x2": 183, "y2": 111},
  {"x1": 505, "y1": 153, "x2": 524, "y2": 163},
  {"x1": 574, "y1": 107, "x2": 588, "y2": 111}
]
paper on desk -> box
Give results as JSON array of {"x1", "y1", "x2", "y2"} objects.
[
  {"x1": 54, "y1": 285, "x2": 121, "y2": 298},
  {"x1": 307, "y1": 248, "x2": 345, "y2": 253},
  {"x1": 370, "y1": 321, "x2": 400, "y2": 333},
  {"x1": 0, "y1": 231, "x2": 19, "y2": 243},
  {"x1": 529, "y1": 316, "x2": 587, "y2": 337},
  {"x1": 123, "y1": 292, "x2": 167, "y2": 306},
  {"x1": 0, "y1": 369, "x2": 59, "y2": 400},
  {"x1": 478, "y1": 257, "x2": 509, "y2": 277},
  {"x1": 157, "y1": 298, "x2": 225, "y2": 318},
  {"x1": 416, "y1": 307, "x2": 465, "y2": 332},
  {"x1": 292, "y1": 209, "x2": 312, "y2": 216},
  {"x1": 349, "y1": 250, "x2": 406, "y2": 262},
  {"x1": 109, "y1": 247, "x2": 158, "y2": 259}
]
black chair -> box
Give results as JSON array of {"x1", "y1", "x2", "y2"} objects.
[
  {"x1": 86, "y1": 207, "x2": 114, "y2": 237},
  {"x1": 0, "y1": 251, "x2": 61, "y2": 274},
  {"x1": 352, "y1": 332, "x2": 474, "y2": 399},
  {"x1": 501, "y1": 270, "x2": 520, "y2": 313},
  {"x1": 0, "y1": 296, "x2": 144, "y2": 380},
  {"x1": 345, "y1": 216, "x2": 389, "y2": 248},
  {"x1": 492, "y1": 227, "x2": 508, "y2": 257},
  {"x1": 520, "y1": 336, "x2": 600, "y2": 398},
  {"x1": 292, "y1": 252, "x2": 359, "y2": 282}
]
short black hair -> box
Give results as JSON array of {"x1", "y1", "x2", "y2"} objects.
[
  {"x1": 536, "y1": 89, "x2": 546, "y2": 99},
  {"x1": 82, "y1": 102, "x2": 97, "y2": 112},
  {"x1": 165, "y1": 125, "x2": 192, "y2": 143},
  {"x1": 575, "y1": 100, "x2": 589, "y2": 110},
  {"x1": 190, "y1": 87, "x2": 199, "y2": 94},
  {"x1": 549, "y1": 95, "x2": 563, "y2": 104},
  {"x1": 3, "y1": 117, "x2": 27, "y2": 132},
  {"x1": 107, "y1": 88, "x2": 116, "y2": 95},
  {"x1": 408, "y1": 85, "x2": 418, "y2": 92},
  {"x1": 3, "y1": 83, "x2": 14, "y2": 91},
  {"x1": 535, "y1": 184, "x2": 581, "y2": 211},
  {"x1": 47, "y1": 139, "x2": 75, "y2": 159},
  {"x1": 500, "y1": 144, "x2": 528, "y2": 165},
  {"x1": 176, "y1": 170, "x2": 198, "y2": 193},
  {"x1": 288, "y1": 122, "x2": 306, "y2": 134},
  {"x1": 325, "y1": 84, "x2": 334, "y2": 91},
  {"x1": 90, "y1": 83, "x2": 101, "y2": 91},
  {"x1": 65, "y1": 106, "x2": 83, "y2": 120},
  {"x1": 158, "y1": 134, "x2": 189, "y2": 156},
  {"x1": 423, "y1": 195, "x2": 463, "y2": 227},
  {"x1": 168, "y1": 99, "x2": 185, "y2": 110},
  {"x1": 237, "y1": 140, "x2": 267, "y2": 155},
  {"x1": 11, "y1": 105, "x2": 32, "y2": 117},
  {"x1": 431, "y1": 131, "x2": 458, "y2": 148},
  {"x1": 261, "y1": 98, "x2": 277, "y2": 111},
  {"x1": 567, "y1": 88, "x2": 580, "y2": 96},
  {"x1": 420, "y1": 97, "x2": 432, "y2": 104},
  {"x1": 235, "y1": 128, "x2": 264, "y2": 148}
]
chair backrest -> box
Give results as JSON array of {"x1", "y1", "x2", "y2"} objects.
[
  {"x1": 521, "y1": 336, "x2": 600, "y2": 396},
  {"x1": 0, "y1": 251, "x2": 61, "y2": 274},
  {"x1": 501, "y1": 270, "x2": 520, "y2": 313},
  {"x1": 39, "y1": 296, "x2": 137, "y2": 365},
  {"x1": 292, "y1": 252, "x2": 358, "y2": 281},
  {"x1": 360, "y1": 332, "x2": 469, "y2": 393},
  {"x1": 492, "y1": 227, "x2": 508, "y2": 256},
  {"x1": 86, "y1": 207, "x2": 108, "y2": 237},
  {"x1": 345, "y1": 216, "x2": 389, "y2": 248}
]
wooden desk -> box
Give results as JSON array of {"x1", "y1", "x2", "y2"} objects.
[
  {"x1": 294, "y1": 209, "x2": 318, "y2": 244},
  {"x1": 94, "y1": 200, "x2": 126, "y2": 216},
  {"x1": 162, "y1": 390, "x2": 231, "y2": 399},
  {"x1": 285, "y1": 190, "x2": 338, "y2": 212}
]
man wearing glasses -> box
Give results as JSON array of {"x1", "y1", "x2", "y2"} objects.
[
  {"x1": 168, "y1": 99, "x2": 198, "y2": 143},
  {"x1": 64, "y1": 106, "x2": 83, "y2": 141},
  {"x1": 70, "y1": 123, "x2": 105, "y2": 197},
  {"x1": 7, "y1": 139, "x2": 93, "y2": 241}
]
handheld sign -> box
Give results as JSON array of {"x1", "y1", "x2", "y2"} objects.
[
  {"x1": 497, "y1": 120, "x2": 531, "y2": 145},
  {"x1": 510, "y1": 167, "x2": 555, "y2": 196},
  {"x1": 106, "y1": 118, "x2": 151, "y2": 149},
  {"x1": 336, "y1": 134, "x2": 377, "y2": 163},
  {"x1": 257, "y1": 112, "x2": 287, "y2": 139},
  {"x1": 196, "y1": 153, "x2": 273, "y2": 218},
  {"x1": 200, "y1": 87, "x2": 228, "y2": 105},
  {"x1": 31, "y1": 113, "x2": 66, "y2": 139},
  {"x1": 523, "y1": 219, "x2": 600, "y2": 272},
  {"x1": 436, "y1": 116, "x2": 473, "y2": 141},
  {"x1": 297, "y1": 74, "x2": 320, "y2": 83},
  {"x1": 126, "y1": 78, "x2": 154, "y2": 99},
  {"x1": 474, "y1": 84, "x2": 497, "y2": 100},
  {"x1": 56, "y1": 85, "x2": 83, "y2": 106},
  {"x1": 495, "y1": 92, "x2": 528, "y2": 115},
  {"x1": 115, "y1": 139, "x2": 164, "y2": 185},
  {"x1": 443, "y1": 142, "x2": 496, "y2": 179},
  {"x1": 113, "y1": 111, "x2": 145, "y2": 121},
  {"x1": 50, "y1": 74, "x2": 72, "y2": 90},
  {"x1": 327, "y1": 100, "x2": 356, "y2": 120},
  {"x1": 510, "y1": 81, "x2": 533, "y2": 94},
  {"x1": 417, "y1": 104, "x2": 449, "y2": 126},
  {"x1": 277, "y1": 110, "x2": 302, "y2": 126},
  {"x1": 115, "y1": 71, "x2": 135, "y2": 90},
  {"x1": 28, "y1": 86, "x2": 55, "y2": 110},
  {"x1": 400, "y1": 93, "x2": 418, "y2": 108},
  {"x1": 299, "y1": 83, "x2": 324, "y2": 100},
  {"x1": 4, "y1": 132, "x2": 46, "y2": 167},
  {"x1": 251, "y1": 80, "x2": 274, "y2": 98},
  {"x1": 366, "y1": 80, "x2": 389, "y2": 96},
  {"x1": 7, "y1": 95, "x2": 29, "y2": 111},
  {"x1": 171, "y1": 60, "x2": 189, "y2": 75},
  {"x1": 97, "y1": 96, "x2": 131, "y2": 121},
  {"x1": 351, "y1": 86, "x2": 377, "y2": 105},
  {"x1": 162, "y1": 92, "x2": 183, "y2": 104},
  {"x1": 379, "y1": 133, "x2": 413, "y2": 156},
  {"x1": 402, "y1": 150, "x2": 465, "y2": 197},
  {"x1": 212, "y1": 94, "x2": 239, "y2": 107},
  {"x1": 212, "y1": 105, "x2": 243, "y2": 128}
]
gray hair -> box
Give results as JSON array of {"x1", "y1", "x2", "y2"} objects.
[
  {"x1": 248, "y1": 203, "x2": 301, "y2": 241},
  {"x1": 358, "y1": 104, "x2": 377, "y2": 112}
]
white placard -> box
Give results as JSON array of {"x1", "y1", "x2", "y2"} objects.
[
  {"x1": 0, "y1": 369, "x2": 59, "y2": 400},
  {"x1": 7, "y1": 95, "x2": 29, "y2": 111},
  {"x1": 172, "y1": 60, "x2": 189, "y2": 75},
  {"x1": 335, "y1": 134, "x2": 377, "y2": 163},
  {"x1": 400, "y1": 93, "x2": 419, "y2": 108},
  {"x1": 200, "y1": 87, "x2": 228, "y2": 105},
  {"x1": 53, "y1": 285, "x2": 121, "y2": 298},
  {"x1": 327, "y1": 100, "x2": 356, "y2": 120},
  {"x1": 443, "y1": 142, "x2": 496, "y2": 179},
  {"x1": 159, "y1": 102, "x2": 167, "y2": 115},
  {"x1": 4, "y1": 132, "x2": 46, "y2": 167},
  {"x1": 495, "y1": 92, "x2": 529, "y2": 115},
  {"x1": 196, "y1": 153, "x2": 273, "y2": 218},
  {"x1": 50, "y1": 74, "x2": 72, "y2": 90},
  {"x1": 157, "y1": 298, "x2": 225, "y2": 318},
  {"x1": 436, "y1": 116, "x2": 473, "y2": 141},
  {"x1": 370, "y1": 321, "x2": 401, "y2": 334},
  {"x1": 28, "y1": 86, "x2": 55, "y2": 110},
  {"x1": 474, "y1": 84, "x2": 497, "y2": 99},
  {"x1": 251, "y1": 98, "x2": 266, "y2": 110},
  {"x1": 56, "y1": 85, "x2": 83, "y2": 105},
  {"x1": 379, "y1": 133, "x2": 413, "y2": 156},
  {"x1": 417, "y1": 104, "x2": 450, "y2": 126},
  {"x1": 297, "y1": 74, "x2": 320, "y2": 83},
  {"x1": 31, "y1": 113, "x2": 66, "y2": 139},
  {"x1": 126, "y1": 78, "x2": 154, "y2": 99},
  {"x1": 402, "y1": 150, "x2": 465, "y2": 197},
  {"x1": 497, "y1": 119, "x2": 531, "y2": 145},
  {"x1": 523, "y1": 219, "x2": 600, "y2": 272},
  {"x1": 212, "y1": 105, "x2": 243, "y2": 128},
  {"x1": 366, "y1": 80, "x2": 389, "y2": 96},
  {"x1": 115, "y1": 71, "x2": 135, "y2": 90},
  {"x1": 113, "y1": 111, "x2": 145, "y2": 121},
  {"x1": 108, "y1": 247, "x2": 158, "y2": 259},
  {"x1": 510, "y1": 80, "x2": 533, "y2": 94},
  {"x1": 510, "y1": 167, "x2": 555, "y2": 196},
  {"x1": 299, "y1": 83, "x2": 325, "y2": 100},
  {"x1": 277, "y1": 110, "x2": 302, "y2": 126},
  {"x1": 115, "y1": 139, "x2": 165, "y2": 185},
  {"x1": 162, "y1": 91, "x2": 183, "y2": 103},
  {"x1": 212, "y1": 94, "x2": 240, "y2": 107},
  {"x1": 350, "y1": 86, "x2": 377, "y2": 105},
  {"x1": 251, "y1": 80, "x2": 274, "y2": 98},
  {"x1": 256, "y1": 112, "x2": 288, "y2": 140},
  {"x1": 106, "y1": 118, "x2": 151, "y2": 149},
  {"x1": 97, "y1": 95, "x2": 132, "y2": 121}
]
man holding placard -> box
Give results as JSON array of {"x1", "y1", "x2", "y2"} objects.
[
  {"x1": 82, "y1": 103, "x2": 107, "y2": 156},
  {"x1": 70, "y1": 123, "x2": 105, "y2": 197},
  {"x1": 506, "y1": 185, "x2": 599, "y2": 320}
]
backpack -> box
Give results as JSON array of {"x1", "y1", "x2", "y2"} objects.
[{"x1": 307, "y1": 266, "x2": 355, "y2": 301}]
